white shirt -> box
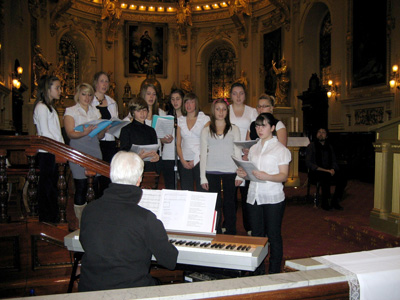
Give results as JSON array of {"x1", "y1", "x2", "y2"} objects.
[
  {"x1": 64, "y1": 103, "x2": 101, "y2": 128},
  {"x1": 200, "y1": 125, "x2": 242, "y2": 184},
  {"x1": 247, "y1": 137, "x2": 291, "y2": 205},
  {"x1": 33, "y1": 102, "x2": 64, "y2": 152},
  {"x1": 276, "y1": 120, "x2": 285, "y2": 131},
  {"x1": 92, "y1": 95, "x2": 119, "y2": 141},
  {"x1": 229, "y1": 105, "x2": 258, "y2": 141},
  {"x1": 178, "y1": 112, "x2": 210, "y2": 165}
]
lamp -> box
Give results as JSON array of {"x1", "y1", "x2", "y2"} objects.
[
  {"x1": 12, "y1": 59, "x2": 23, "y2": 90},
  {"x1": 326, "y1": 79, "x2": 339, "y2": 100},
  {"x1": 389, "y1": 64, "x2": 399, "y2": 89}
]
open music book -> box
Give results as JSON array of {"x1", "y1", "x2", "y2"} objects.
[
  {"x1": 74, "y1": 118, "x2": 130, "y2": 138},
  {"x1": 152, "y1": 115, "x2": 175, "y2": 138},
  {"x1": 140, "y1": 189, "x2": 218, "y2": 235}
]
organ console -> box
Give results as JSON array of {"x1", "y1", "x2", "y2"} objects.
[{"x1": 64, "y1": 230, "x2": 268, "y2": 272}]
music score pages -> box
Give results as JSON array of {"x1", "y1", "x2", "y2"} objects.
[{"x1": 140, "y1": 189, "x2": 218, "y2": 235}]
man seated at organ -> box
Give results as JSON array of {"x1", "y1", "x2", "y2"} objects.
[{"x1": 78, "y1": 151, "x2": 178, "y2": 292}]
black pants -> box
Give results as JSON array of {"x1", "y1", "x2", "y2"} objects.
[
  {"x1": 207, "y1": 173, "x2": 237, "y2": 235},
  {"x1": 74, "y1": 177, "x2": 99, "y2": 206},
  {"x1": 160, "y1": 159, "x2": 178, "y2": 190},
  {"x1": 234, "y1": 182, "x2": 250, "y2": 232},
  {"x1": 247, "y1": 200, "x2": 286, "y2": 274},
  {"x1": 98, "y1": 141, "x2": 117, "y2": 196},
  {"x1": 309, "y1": 170, "x2": 347, "y2": 208},
  {"x1": 37, "y1": 153, "x2": 59, "y2": 223},
  {"x1": 178, "y1": 161, "x2": 205, "y2": 192}
]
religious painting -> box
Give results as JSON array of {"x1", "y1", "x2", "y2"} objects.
[
  {"x1": 263, "y1": 28, "x2": 281, "y2": 95},
  {"x1": 352, "y1": 0, "x2": 386, "y2": 88},
  {"x1": 125, "y1": 22, "x2": 167, "y2": 77}
]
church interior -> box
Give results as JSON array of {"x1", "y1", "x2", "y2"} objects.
[{"x1": 1, "y1": 0, "x2": 400, "y2": 298}]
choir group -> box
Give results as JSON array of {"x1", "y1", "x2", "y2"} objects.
[{"x1": 33, "y1": 73, "x2": 291, "y2": 277}]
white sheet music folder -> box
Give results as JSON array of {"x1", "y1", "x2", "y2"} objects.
[{"x1": 139, "y1": 189, "x2": 218, "y2": 235}]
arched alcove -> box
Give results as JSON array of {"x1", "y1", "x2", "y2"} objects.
[
  {"x1": 57, "y1": 29, "x2": 97, "y2": 96},
  {"x1": 298, "y1": 2, "x2": 330, "y2": 91},
  {"x1": 195, "y1": 38, "x2": 238, "y2": 113}
]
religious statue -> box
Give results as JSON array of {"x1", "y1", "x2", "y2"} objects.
[
  {"x1": 176, "y1": 0, "x2": 192, "y2": 51},
  {"x1": 180, "y1": 76, "x2": 193, "y2": 94},
  {"x1": 50, "y1": 0, "x2": 75, "y2": 34},
  {"x1": 272, "y1": 58, "x2": 290, "y2": 106},
  {"x1": 228, "y1": 0, "x2": 251, "y2": 45},
  {"x1": 32, "y1": 45, "x2": 52, "y2": 98},
  {"x1": 51, "y1": 61, "x2": 68, "y2": 103},
  {"x1": 234, "y1": 70, "x2": 248, "y2": 90},
  {"x1": 107, "y1": 71, "x2": 116, "y2": 99},
  {"x1": 102, "y1": 0, "x2": 122, "y2": 48}
]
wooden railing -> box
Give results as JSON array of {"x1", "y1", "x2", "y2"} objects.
[{"x1": 0, "y1": 135, "x2": 110, "y2": 224}]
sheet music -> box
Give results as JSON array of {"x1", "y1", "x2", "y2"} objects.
[
  {"x1": 129, "y1": 144, "x2": 159, "y2": 161},
  {"x1": 152, "y1": 115, "x2": 174, "y2": 138},
  {"x1": 234, "y1": 139, "x2": 258, "y2": 149},
  {"x1": 140, "y1": 189, "x2": 217, "y2": 234},
  {"x1": 231, "y1": 156, "x2": 264, "y2": 183}
]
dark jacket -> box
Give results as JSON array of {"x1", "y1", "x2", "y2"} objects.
[
  {"x1": 305, "y1": 141, "x2": 339, "y2": 171},
  {"x1": 79, "y1": 183, "x2": 178, "y2": 292},
  {"x1": 120, "y1": 120, "x2": 158, "y2": 151}
]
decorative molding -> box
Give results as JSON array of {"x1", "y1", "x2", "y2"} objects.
[
  {"x1": 251, "y1": 16, "x2": 259, "y2": 34},
  {"x1": 354, "y1": 107, "x2": 384, "y2": 126},
  {"x1": 269, "y1": 0, "x2": 290, "y2": 31},
  {"x1": 261, "y1": 10, "x2": 284, "y2": 33}
]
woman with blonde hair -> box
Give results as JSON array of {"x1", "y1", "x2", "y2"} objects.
[
  {"x1": 64, "y1": 83, "x2": 108, "y2": 225},
  {"x1": 176, "y1": 92, "x2": 210, "y2": 191}
]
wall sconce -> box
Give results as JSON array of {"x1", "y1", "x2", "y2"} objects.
[
  {"x1": 12, "y1": 59, "x2": 23, "y2": 90},
  {"x1": 326, "y1": 79, "x2": 339, "y2": 99},
  {"x1": 389, "y1": 64, "x2": 399, "y2": 89}
]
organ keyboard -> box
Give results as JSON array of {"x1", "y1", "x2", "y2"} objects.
[{"x1": 64, "y1": 230, "x2": 268, "y2": 272}]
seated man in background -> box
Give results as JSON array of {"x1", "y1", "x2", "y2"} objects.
[
  {"x1": 305, "y1": 128, "x2": 347, "y2": 211},
  {"x1": 79, "y1": 151, "x2": 178, "y2": 292}
]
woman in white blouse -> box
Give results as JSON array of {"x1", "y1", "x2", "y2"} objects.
[
  {"x1": 161, "y1": 89, "x2": 184, "y2": 189},
  {"x1": 176, "y1": 93, "x2": 210, "y2": 192},
  {"x1": 64, "y1": 83, "x2": 108, "y2": 225},
  {"x1": 237, "y1": 113, "x2": 291, "y2": 274},
  {"x1": 246, "y1": 94, "x2": 287, "y2": 146},
  {"x1": 92, "y1": 71, "x2": 119, "y2": 194},
  {"x1": 229, "y1": 82, "x2": 258, "y2": 234},
  {"x1": 33, "y1": 75, "x2": 64, "y2": 223}
]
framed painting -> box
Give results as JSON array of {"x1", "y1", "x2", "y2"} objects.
[
  {"x1": 125, "y1": 22, "x2": 167, "y2": 77},
  {"x1": 352, "y1": 0, "x2": 387, "y2": 88}
]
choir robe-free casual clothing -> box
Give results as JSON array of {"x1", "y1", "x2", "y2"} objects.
[{"x1": 79, "y1": 183, "x2": 178, "y2": 292}]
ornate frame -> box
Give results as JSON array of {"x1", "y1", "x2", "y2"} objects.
[{"x1": 125, "y1": 22, "x2": 167, "y2": 77}]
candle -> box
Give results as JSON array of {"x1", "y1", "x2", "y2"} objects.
[
  {"x1": 295, "y1": 117, "x2": 299, "y2": 132},
  {"x1": 290, "y1": 117, "x2": 294, "y2": 132}
]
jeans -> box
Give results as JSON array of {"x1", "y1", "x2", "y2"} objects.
[
  {"x1": 206, "y1": 173, "x2": 237, "y2": 234},
  {"x1": 178, "y1": 161, "x2": 205, "y2": 192},
  {"x1": 247, "y1": 200, "x2": 286, "y2": 274}
]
